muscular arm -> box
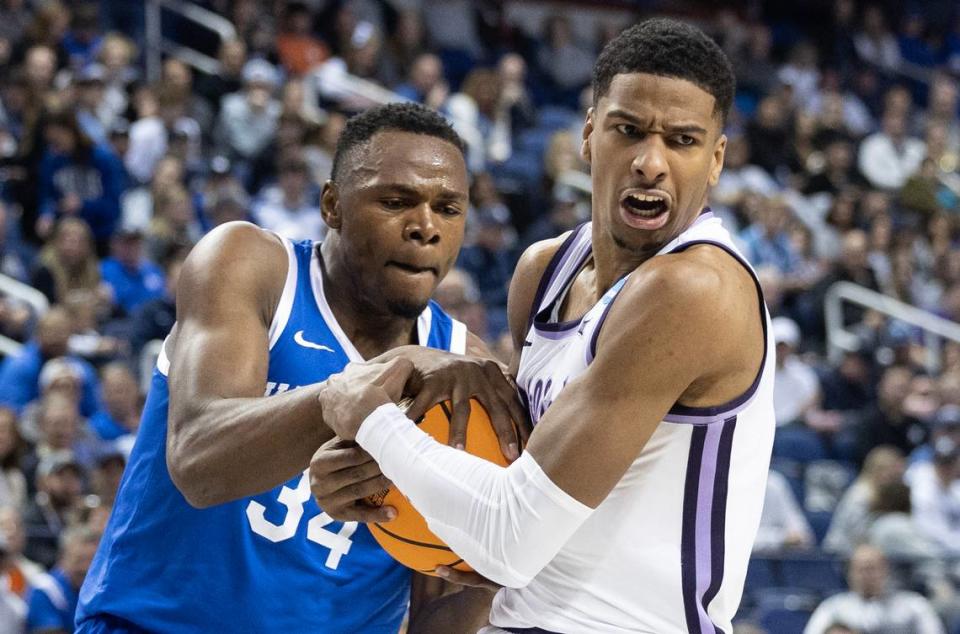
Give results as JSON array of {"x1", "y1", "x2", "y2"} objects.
[
  {"x1": 166, "y1": 222, "x2": 332, "y2": 508},
  {"x1": 345, "y1": 245, "x2": 764, "y2": 586}
]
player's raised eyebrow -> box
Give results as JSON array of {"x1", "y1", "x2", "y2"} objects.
[{"x1": 605, "y1": 109, "x2": 708, "y2": 136}]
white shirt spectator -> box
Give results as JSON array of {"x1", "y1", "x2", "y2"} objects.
[
  {"x1": 823, "y1": 480, "x2": 873, "y2": 554},
  {"x1": 215, "y1": 93, "x2": 281, "y2": 160},
  {"x1": 857, "y1": 130, "x2": 925, "y2": 190},
  {"x1": 753, "y1": 469, "x2": 814, "y2": 552},
  {"x1": 775, "y1": 357, "x2": 820, "y2": 427},
  {"x1": 252, "y1": 185, "x2": 325, "y2": 242},
  {"x1": 803, "y1": 590, "x2": 944, "y2": 634},
  {"x1": 907, "y1": 460, "x2": 960, "y2": 556}
]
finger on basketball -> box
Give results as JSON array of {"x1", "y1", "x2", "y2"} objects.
[
  {"x1": 314, "y1": 475, "x2": 393, "y2": 521},
  {"x1": 404, "y1": 387, "x2": 438, "y2": 423},
  {"x1": 472, "y1": 392, "x2": 519, "y2": 462},
  {"x1": 448, "y1": 385, "x2": 470, "y2": 448}
]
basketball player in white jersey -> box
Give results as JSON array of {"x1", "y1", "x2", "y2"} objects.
[{"x1": 315, "y1": 18, "x2": 775, "y2": 634}]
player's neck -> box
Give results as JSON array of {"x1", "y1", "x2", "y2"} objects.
[{"x1": 318, "y1": 243, "x2": 418, "y2": 359}]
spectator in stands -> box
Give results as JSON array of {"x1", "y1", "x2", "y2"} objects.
[
  {"x1": 37, "y1": 109, "x2": 125, "y2": 254},
  {"x1": 61, "y1": 2, "x2": 101, "y2": 71},
  {"x1": 778, "y1": 41, "x2": 821, "y2": 111},
  {"x1": 379, "y1": 9, "x2": 428, "y2": 88},
  {"x1": 252, "y1": 153, "x2": 323, "y2": 241},
  {"x1": 22, "y1": 453, "x2": 85, "y2": 569},
  {"x1": 0, "y1": 307, "x2": 100, "y2": 418},
  {"x1": 536, "y1": 14, "x2": 593, "y2": 103},
  {"x1": 824, "y1": 445, "x2": 905, "y2": 554},
  {"x1": 803, "y1": 139, "x2": 863, "y2": 196},
  {"x1": 866, "y1": 480, "x2": 955, "y2": 608},
  {"x1": 745, "y1": 95, "x2": 791, "y2": 175},
  {"x1": 433, "y1": 268, "x2": 489, "y2": 344},
  {"x1": 853, "y1": 6, "x2": 902, "y2": 75},
  {"x1": 160, "y1": 59, "x2": 214, "y2": 142},
  {"x1": 99, "y1": 227, "x2": 164, "y2": 317},
  {"x1": 25, "y1": 525, "x2": 98, "y2": 633},
  {"x1": 0, "y1": 408, "x2": 25, "y2": 510},
  {"x1": 0, "y1": 505, "x2": 43, "y2": 600},
  {"x1": 521, "y1": 184, "x2": 587, "y2": 250},
  {"x1": 753, "y1": 468, "x2": 814, "y2": 553},
  {"x1": 732, "y1": 23, "x2": 778, "y2": 100},
  {"x1": 73, "y1": 64, "x2": 113, "y2": 147},
  {"x1": 89, "y1": 362, "x2": 140, "y2": 442},
  {"x1": 907, "y1": 436, "x2": 960, "y2": 556},
  {"x1": 394, "y1": 53, "x2": 448, "y2": 110},
  {"x1": 195, "y1": 39, "x2": 247, "y2": 117},
  {"x1": 89, "y1": 446, "x2": 124, "y2": 507},
  {"x1": 29, "y1": 217, "x2": 102, "y2": 305},
  {"x1": 23, "y1": 389, "x2": 100, "y2": 472},
  {"x1": 857, "y1": 108, "x2": 925, "y2": 191},
  {"x1": 854, "y1": 365, "x2": 931, "y2": 464},
  {"x1": 96, "y1": 33, "x2": 137, "y2": 123},
  {"x1": 128, "y1": 249, "x2": 183, "y2": 358},
  {"x1": 275, "y1": 2, "x2": 329, "y2": 77},
  {"x1": 215, "y1": 59, "x2": 281, "y2": 168},
  {"x1": 773, "y1": 316, "x2": 821, "y2": 427},
  {"x1": 804, "y1": 544, "x2": 944, "y2": 634},
  {"x1": 145, "y1": 185, "x2": 201, "y2": 264},
  {"x1": 0, "y1": 199, "x2": 30, "y2": 284},
  {"x1": 61, "y1": 289, "x2": 125, "y2": 362},
  {"x1": 0, "y1": 532, "x2": 27, "y2": 633},
  {"x1": 739, "y1": 196, "x2": 801, "y2": 275},
  {"x1": 914, "y1": 74, "x2": 960, "y2": 152},
  {"x1": 909, "y1": 404, "x2": 960, "y2": 468}
]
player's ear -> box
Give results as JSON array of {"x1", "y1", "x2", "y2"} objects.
[
  {"x1": 580, "y1": 107, "x2": 594, "y2": 163},
  {"x1": 321, "y1": 181, "x2": 342, "y2": 230},
  {"x1": 708, "y1": 133, "x2": 727, "y2": 187}
]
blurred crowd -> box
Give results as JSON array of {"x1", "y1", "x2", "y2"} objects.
[{"x1": 0, "y1": 0, "x2": 958, "y2": 632}]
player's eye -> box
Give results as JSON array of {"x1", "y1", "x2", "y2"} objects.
[
  {"x1": 381, "y1": 199, "x2": 407, "y2": 210},
  {"x1": 615, "y1": 123, "x2": 641, "y2": 137},
  {"x1": 439, "y1": 205, "x2": 462, "y2": 216},
  {"x1": 674, "y1": 134, "x2": 696, "y2": 146}
]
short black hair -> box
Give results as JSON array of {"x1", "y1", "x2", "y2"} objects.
[
  {"x1": 592, "y1": 18, "x2": 735, "y2": 123},
  {"x1": 331, "y1": 103, "x2": 465, "y2": 183}
]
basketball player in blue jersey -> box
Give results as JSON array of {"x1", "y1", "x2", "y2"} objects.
[
  {"x1": 75, "y1": 103, "x2": 526, "y2": 633},
  {"x1": 314, "y1": 19, "x2": 777, "y2": 633}
]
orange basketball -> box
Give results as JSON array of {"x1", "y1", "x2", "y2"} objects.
[{"x1": 365, "y1": 398, "x2": 514, "y2": 576}]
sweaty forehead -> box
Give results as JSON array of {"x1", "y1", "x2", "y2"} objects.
[
  {"x1": 345, "y1": 131, "x2": 467, "y2": 194},
  {"x1": 598, "y1": 73, "x2": 719, "y2": 128}
]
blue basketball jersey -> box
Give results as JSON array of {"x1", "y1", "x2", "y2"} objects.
[{"x1": 76, "y1": 237, "x2": 467, "y2": 633}]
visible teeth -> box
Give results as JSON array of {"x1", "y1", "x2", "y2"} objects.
[{"x1": 627, "y1": 193, "x2": 664, "y2": 203}]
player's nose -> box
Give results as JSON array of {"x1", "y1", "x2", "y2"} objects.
[
  {"x1": 631, "y1": 136, "x2": 668, "y2": 185},
  {"x1": 403, "y1": 203, "x2": 440, "y2": 245}
]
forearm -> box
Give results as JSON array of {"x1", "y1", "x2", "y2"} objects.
[
  {"x1": 168, "y1": 383, "x2": 333, "y2": 507},
  {"x1": 356, "y1": 404, "x2": 591, "y2": 588}
]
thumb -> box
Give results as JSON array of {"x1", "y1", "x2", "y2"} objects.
[{"x1": 371, "y1": 357, "x2": 414, "y2": 400}]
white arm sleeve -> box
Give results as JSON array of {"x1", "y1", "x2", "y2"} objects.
[{"x1": 356, "y1": 403, "x2": 592, "y2": 588}]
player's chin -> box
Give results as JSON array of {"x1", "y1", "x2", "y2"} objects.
[{"x1": 385, "y1": 291, "x2": 431, "y2": 320}]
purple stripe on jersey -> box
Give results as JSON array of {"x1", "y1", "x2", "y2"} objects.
[
  {"x1": 702, "y1": 418, "x2": 737, "y2": 622},
  {"x1": 681, "y1": 426, "x2": 706, "y2": 633},
  {"x1": 663, "y1": 398, "x2": 756, "y2": 426},
  {"x1": 694, "y1": 422, "x2": 723, "y2": 634},
  {"x1": 526, "y1": 224, "x2": 586, "y2": 333},
  {"x1": 533, "y1": 237, "x2": 594, "y2": 332},
  {"x1": 682, "y1": 417, "x2": 737, "y2": 634}
]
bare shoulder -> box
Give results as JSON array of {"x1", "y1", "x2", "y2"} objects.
[
  {"x1": 598, "y1": 244, "x2": 763, "y2": 399},
  {"x1": 506, "y1": 233, "x2": 572, "y2": 345},
  {"x1": 175, "y1": 222, "x2": 289, "y2": 334}
]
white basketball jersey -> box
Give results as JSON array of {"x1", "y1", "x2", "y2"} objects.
[{"x1": 491, "y1": 212, "x2": 776, "y2": 634}]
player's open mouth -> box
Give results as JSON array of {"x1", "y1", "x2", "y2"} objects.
[
  {"x1": 387, "y1": 262, "x2": 438, "y2": 277},
  {"x1": 619, "y1": 190, "x2": 671, "y2": 230}
]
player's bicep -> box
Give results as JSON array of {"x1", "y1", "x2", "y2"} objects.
[
  {"x1": 524, "y1": 272, "x2": 722, "y2": 507},
  {"x1": 168, "y1": 224, "x2": 285, "y2": 424}
]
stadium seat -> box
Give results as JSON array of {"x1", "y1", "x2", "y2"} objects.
[
  {"x1": 779, "y1": 556, "x2": 846, "y2": 594},
  {"x1": 755, "y1": 590, "x2": 818, "y2": 634},
  {"x1": 773, "y1": 427, "x2": 828, "y2": 463}
]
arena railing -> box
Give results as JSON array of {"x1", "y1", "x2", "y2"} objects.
[
  {"x1": 825, "y1": 280, "x2": 960, "y2": 373},
  {"x1": 144, "y1": 0, "x2": 237, "y2": 82},
  {"x1": 0, "y1": 272, "x2": 50, "y2": 357}
]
